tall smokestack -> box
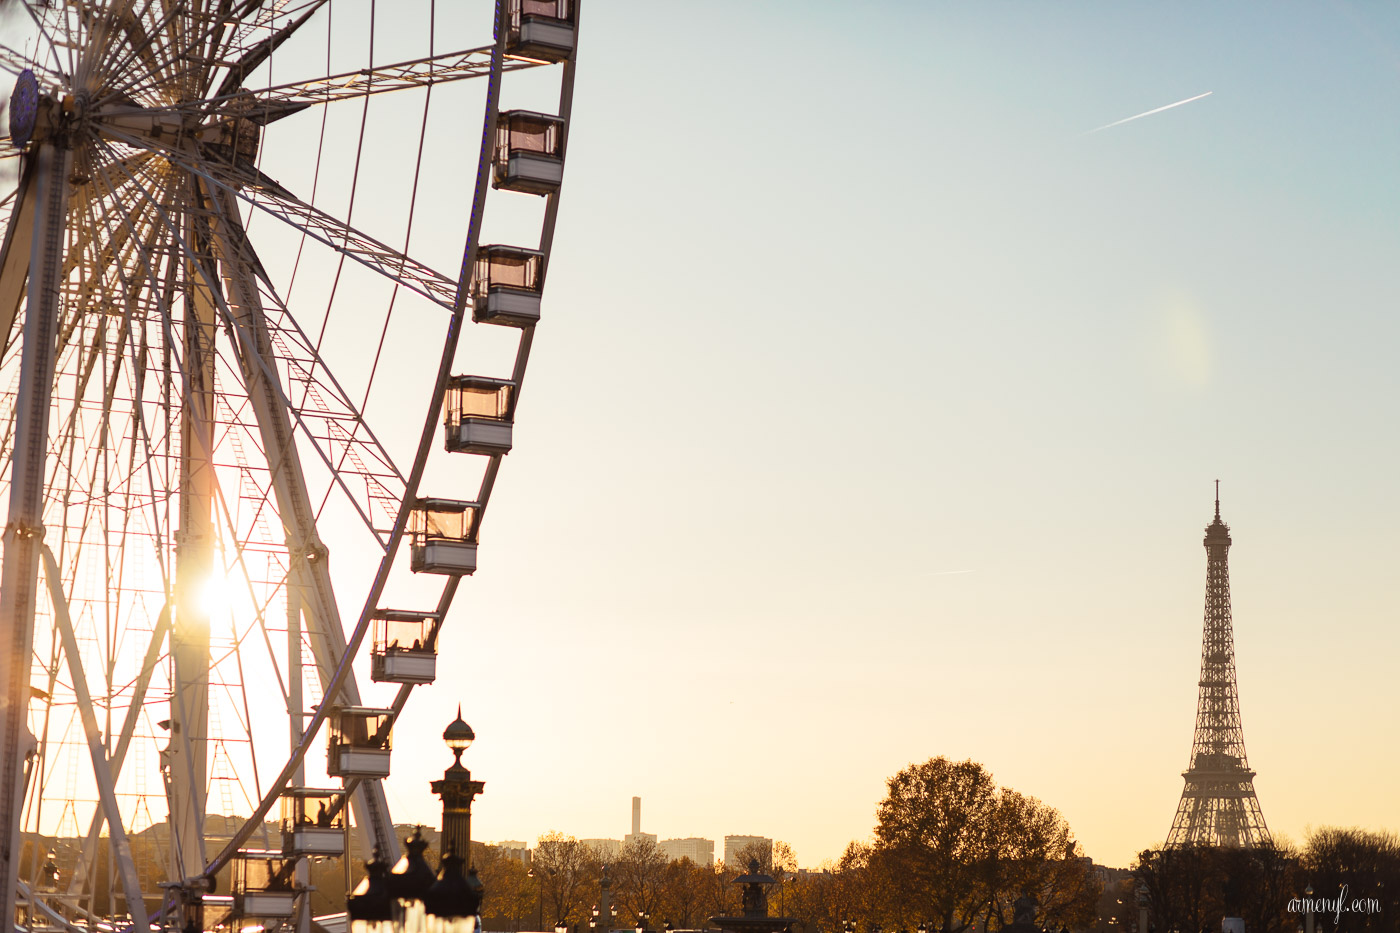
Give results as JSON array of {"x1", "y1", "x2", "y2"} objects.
[{"x1": 632, "y1": 796, "x2": 641, "y2": 835}]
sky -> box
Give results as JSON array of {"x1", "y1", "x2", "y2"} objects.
[
  {"x1": 366, "y1": 0, "x2": 1400, "y2": 870},
  {"x1": 6, "y1": 0, "x2": 1399, "y2": 874}
]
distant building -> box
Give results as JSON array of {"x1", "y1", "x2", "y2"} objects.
[
  {"x1": 491, "y1": 841, "x2": 531, "y2": 866},
  {"x1": 1091, "y1": 861, "x2": 1131, "y2": 889},
  {"x1": 660, "y1": 837, "x2": 714, "y2": 866},
  {"x1": 723, "y1": 835, "x2": 772, "y2": 866},
  {"x1": 582, "y1": 838, "x2": 622, "y2": 860},
  {"x1": 623, "y1": 795, "x2": 657, "y2": 850}
]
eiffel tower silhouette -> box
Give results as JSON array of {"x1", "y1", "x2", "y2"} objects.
[{"x1": 1166, "y1": 484, "x2": 1271, "y2": 848}]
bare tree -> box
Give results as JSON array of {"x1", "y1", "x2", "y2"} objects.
[
  {"x1": 614, "y1": 836, "x2": 669, "y2": 923},
  {"x1": 535, "y1": 832, "x2": 601, "y2": 926}
]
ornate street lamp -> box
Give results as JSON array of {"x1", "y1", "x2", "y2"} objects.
[
  {"x1": 348, "y1": 847, "x2": 395, "y2": 933},
  {"x1": 425, "y1": 844, "x2": 485, "y2": 933},
  {"x1": 431, "y1": 706, "x2": 485, "y2": 867}
]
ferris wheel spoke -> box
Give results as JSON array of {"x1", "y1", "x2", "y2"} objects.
[
  {"x1": 200, "y1": 179, "x2": 397, "y2": 854},
  {"x1": 0, "y1": 43, "x2": 42, "y2": 81},
  {"x1": 231, "y1": 45, "x2": 511, "y2": 110},
  {"x1": 93, "y1": 141, "x2": 400, "y2": 555},
  {"x1": 36, "y1": 544, "x2": 149, "y2": 933},
  {"x1": 94, "y1": 0, "x2": 325, "y2": 110},
  {"x1": 208, "y1": 1, "x2": 328, "y2": 102},
  {"x1": 102, "y1": 129, "x2": 459, "y2": 309},
  {"x1": 205, "y1": 218, "x2": 409, "y2": 524},
  {"x1": 37, "y1": 170, "x2": 173, "y2": 508},
  {"x1": 13, "y1": 6, "x2": 71, "y2": 82},
  {"x1": 123, "y1": 43, "x2": 532, "y2": 124},
  {"x1": 85, "y1": 0, "x2": 172, "y2": 95},
  {"x1": 65, "y1": 603, "x2": 173, "y2": 898}
]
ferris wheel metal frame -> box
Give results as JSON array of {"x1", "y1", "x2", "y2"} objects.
[{"x1": 0, "y1": 0, "x2": 579, "y2": 928}]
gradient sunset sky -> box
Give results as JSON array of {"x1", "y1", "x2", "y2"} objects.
[{"x1": 329, "y1": 0, "x2": 1400, "y2": 870}]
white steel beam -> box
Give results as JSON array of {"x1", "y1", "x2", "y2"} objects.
[
  {"x1": 164, "y1": 181, "x2": 218, "y2": 882},
  {"x1": 38, "y1": 545, "x2": 150, "y2": 932},
  {"x1": 66, "y1": 605, "x2": 172, "y2": 897},
  {"x1": 0, "y1": 141, "x2": 72, "y2": 931}
]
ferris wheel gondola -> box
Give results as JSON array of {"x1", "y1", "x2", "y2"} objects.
[{"x1": 0, "y1": 0, "x2": 578, "y2": 928}]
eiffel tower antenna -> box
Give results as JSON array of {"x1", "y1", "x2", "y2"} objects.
[{"x1": 1165, "y1": 485, "x2": 1271, "y2": 848}]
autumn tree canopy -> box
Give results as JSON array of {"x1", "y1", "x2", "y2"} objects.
[{"x1": 872, "y1": 757, "x2": 1099, "y2": 932}]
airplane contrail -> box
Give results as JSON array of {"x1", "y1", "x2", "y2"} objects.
[{"x1": 1086, "y1": 91, "x2": 1213, "y2": 134}]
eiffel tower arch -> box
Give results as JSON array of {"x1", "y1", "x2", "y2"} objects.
[{"x1": 1166, "y1": 485, "x2": 1271, "y2": 848}]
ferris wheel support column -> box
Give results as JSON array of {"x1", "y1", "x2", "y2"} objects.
[
  {"x1": 0, "y1": 141, "x2": 73, "y2": 929},
  {"x1": 164, "y1": 203, "x2": 220, "y2": 882}
]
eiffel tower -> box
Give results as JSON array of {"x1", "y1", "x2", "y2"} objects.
[{"x1": 1166, "y1": 484, "x2": 1271, "y2": 848}]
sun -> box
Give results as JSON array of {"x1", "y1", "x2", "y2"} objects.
[{"x1": 197, "y1": 571, "x2": 238, "y2": 618}]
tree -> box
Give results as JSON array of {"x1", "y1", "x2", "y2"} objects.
[
  {"x1": 535, "y1": 832, "x2": 601, "y2": 926},
  {"x1": 782, "y1": 866, "x2": 840, "y2": 933},
  {"x1": 732, "y1": 839, "x2": 776, "y2": 874},
  {"x1": 475, "y1": 847, "x2": 535, "y2": 931},
  {"x1": 873, "y1": 757, "x2": 1099, "y2": 932},
  {"x1": 614, "y1": 836, "x2": 669, "y2": 923},
  {"x1": 980, "y1": 792, "x2": 1098, "y2": 930},
  {"x1": 1134, "y1": 841, "x2": 1299, "y2": 933},
  {"x1": 1301, "y1": 828, "x2": 1399, "y2": 933},
  {"x1": 659, "y1": 857, "x2": 709, "y2": 928},
  {"x1": 697, "y1": 859, "x2": 739, "y2": 924},
  {"x1": 875, "y1": 757, "x2": 1000, "y2": 931}
]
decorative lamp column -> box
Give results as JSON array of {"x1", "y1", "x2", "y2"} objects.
[{"x1": 432, "y1": 707, "x2": 485, "y2": 867}]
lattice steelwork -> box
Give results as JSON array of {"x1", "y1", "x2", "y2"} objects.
[
  {"x1": 0, "y1": 0, "x2": 579, "y2": 927},
  {"x1": 1165, "y1": 486, "x2": 1271, "y2": 848}
]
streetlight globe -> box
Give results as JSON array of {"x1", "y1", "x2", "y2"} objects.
[{"x1": 443, "y1": 704, "x2": 475, "y2": 752}]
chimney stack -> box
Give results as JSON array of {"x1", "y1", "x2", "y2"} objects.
[{"x1": 632, "y1": 796, "x2": 641, "y2": 836}]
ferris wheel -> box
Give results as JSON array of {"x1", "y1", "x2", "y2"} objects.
[{"x1": 0, "y1": 0, "x2": 577, "y2": 929}]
